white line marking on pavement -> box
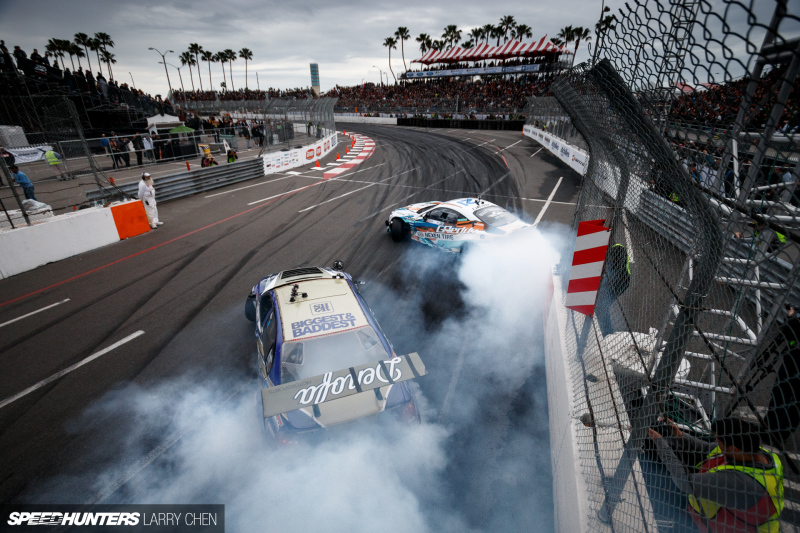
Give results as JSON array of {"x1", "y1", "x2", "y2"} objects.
[
  {"x1": 356, "y1": 169, "x2": 466, "y2": 222},
  {"x1": 530, "y1": 147, "x2": 543, "y2": 158},
  {"x1": 497, "y1": 140, "x2": 522, "y2": 152},
  {"x1": 298, "y1": 168, "x2": 418, "y2": 213},
  {"x1": 247, "y1": 163, "x2": 387, "y2": 205},
  {"x1": 0, "y1": 331, "x2": 145, "y2": 411},
  {"x1": 480, "y1": 172, "x2": 511, "y2": 196},
  {"x1": 0, "y1": 299, "x2": 70, "y2": 328},
  {"x1": 520, "y1": 197, "x2": 575, "y2": 205},
  {"x1": 534, "y1": 176, "x2": 563, "y2": 226},
  {"x1": 204, "y1": 175, "x2": 292, "y2": 198}
]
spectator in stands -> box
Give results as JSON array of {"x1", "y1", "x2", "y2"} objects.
[
  {"x1": 63, "y1": 69, "x2": 76, "y2": 93},
  {"x1": 97, "y1": 73, "x2": 108, "y2": 100},
  {"x1": 30, "y1": 49, "x2": 43, "y2": 64},
  {"x1": 226, "y1": 149, "x2": 238, "y2": 164},
  {"x1": 138, "y1": 172, "x2": 161, "y2": 229},
  {"x1": 132, "y1": 134, "x2": 145, "y2": 166},
  {"x1": 649, "y1": 416, "x2": 784, "y2": 533},
  {"x1": 12, "y1": 46, "x2": 26, "y2": 63},
  {"x1": 108, "y1": 132, "x2": 121, "y2": 169},
  {"x1": 9, "y1": 165, "x2": 36, "y2": 200},
  {"x1": 121, "y1": 137, "x2": 133, "y2": 167},
  {"x1": 763, "y1": 304, "x2": 800, "y2": 447},
  {"x1": 0, "y1": 41, "x2": 12, "y2": 72}
]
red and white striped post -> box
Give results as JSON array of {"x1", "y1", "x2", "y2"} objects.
[{"x1": 565, "y1": 219, "x2": 611, "y2": 316}]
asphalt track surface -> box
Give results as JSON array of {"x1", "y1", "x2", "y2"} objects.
[{"x1": 0, "y1": 124, "x2": 580, "y2": 529}]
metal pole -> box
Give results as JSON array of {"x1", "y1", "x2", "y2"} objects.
[
  {"x1": 65, "y1": 97, "x2": 102, "y2": 189},
  {"x1": 149, "y1": 48, "x2": 174, "y2": 97},
  {"x1": 256, "y1": 72, "x2": 260, "y2": 91},
  {"x1": 129, "y1": 71, "x2": 136, "y2": 90}
]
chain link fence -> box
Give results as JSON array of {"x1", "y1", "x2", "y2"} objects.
[{"x1": 539, "y1": 0, "x2": 800, "y2": 531}]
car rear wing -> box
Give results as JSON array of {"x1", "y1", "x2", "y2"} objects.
[{"x1": 261, "y1": 353, "x2": 426, "y2": 419}]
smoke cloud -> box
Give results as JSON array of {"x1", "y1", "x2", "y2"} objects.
[{"x1": 33, "y1": 226, "x2": 562, "y2": 533}]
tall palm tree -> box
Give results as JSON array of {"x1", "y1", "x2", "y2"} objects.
[
  {"x1": 201, "y1": 50, "x2": 214, "y2": 89},
  {"x1": 416, "y1": 33, "x2": 431, "y2": 54},
  {"x1": 89, "y1": 37, "x2": 103, "y2": 75},
  {"x1": 557, "y1": 26, "x2": 575, "y2": 50},
  {"x1": 482, "y1": 24, "x2": 494, "y2": 45},
  {"x1": 468, "y1": 28, "x2": 483, "y2": 46},
  {"x1": 223, "y1": 49, "x2": 236, "y2": 90},
  {"x1": 74, "y1": 32, "x2": 93, "y2": 74},
  {"x1": 71, "y1": 43, "x2": 85, "y2": 70},
  {"x1": 383, "y1": 37, "x2": 397, "y2": 83},
  {"x1": 431, "y1": 39, "x2": 444, "y2": 51},
  {"x1": 59, "y1": 39, "x2": 76, "y2": 70},
  {"x1": 593, "y1": 6, "x2": 616, "y2": 65},
  {"x1": 499, "y1": 15, "x2": 516, "y2": 43},
  {"x1": 101, "y1": 49, "x2": 116, "y2": 79},
  {"x1": 571, "y1": 26, "x2": 592, "y2": 67},
  {"x1": 45, "y1": 39, "x2": 63, "y2": 69},
  {"x1": 394, "y1": 27, "x2": 410, "y2": 72},
  {"x1": 188, "y1": 43, "x2": 204, "y2": 91},
  {"x1": 462, "y1": 39, "x2": 474, "y2": 49},
  {"x1": 238, "y1": 48, "x2": 253, "y2": 89},
  {"x1": 491, "y1": 26, "x2": 504, "y2": 46},
  {"x1": 550, "y1": 37, "x2": 564, "y2": 47},
  {"x1": 441, "y1": 25, "x2": 461, "y2": 49},
  {"x1": 213, "y1": 52, "x2": 226, "y2": 91},
  {"x1": 179, "y1": 51, "x2": 196, "y2": 91},
  {"x1": 94, "y1": 32, "x2": 114, "y2": 57},
  {"x1": 514, "y1": 24, "x2": 533, "y2": 41}
]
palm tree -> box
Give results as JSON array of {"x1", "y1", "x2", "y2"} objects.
[
  {"x1": 45, "y1": 39, "x2": 63, "y2": 69},
  {"x1": 491, "y1": 26, "x2": 504, "y2": 46},
  {"x1": 416, "y1": 33, "x2": 431, "y2": 54},
  {"x1": 201, "y1": 50, "x2": 214, "y2": 90},
  {"x1": 441, "y1": 25, "x2": 461, "y2": 49},
  {"x1": 557, "y1": 26, "x2": 575, "y2": 50},
  {"x1": 188, "y1": 43, "x2": 204, "y2": 91},
  {"x1": 74, "y1": 32, "x2": 93, "y2": 74},
  {"x1": 462, "y1": 39, "x2": 474, "y2": 49},
  {"x1": 179, "y1": 51, "x2": 196, "y2": 91},
  {"x1": 593, "y1": 6, "x2": 616, "y2": 65},
  {"x1": 59, "y1": 39, "x2": 76, "y2": 70},
  {"x1": 394, "y1": 27, "x2": 410, "y2": 72},
  {"x1": 550, "y1": 37, "x2": 565, "y2": 48},
  {"x1": 223, "y1": 49, "x2": 236, "y2": 90},
  {"x1": 499, "y1": 15, "x2": 516, "y2": 43},
  {"x1": 238, "y1": 48, "x2": 253, "y2": 89},
  {"x1": 94, "y1": 32, "x2": 114, "y2": 57},
  {"x1": 89, "y1": 37, "x2": 103, "y2": 75},
  {"x1": 383, "y1": 37, "x2": 397, "y2": 83},
  {"x1": 468, "y1": 28, "x2": 483, "y2": 46},
  {"x1": 514, "y1": 24, "x2": 533, "y2": 41},
  {"x1": 482, "y1": 24, "x2": 494, "y2": 45},
  {"x1": 71, "y1": 43, "x2": 85, "y2": 70},
  {"x1": 571, "y1": 26, "x2": 592, "y2": 67},
  {"x1": 101, "y1": 49, "x2": 116, "y2": 79},
  {"x1": 214, "y1": 52, "x2": 226, "y2": 91},
  {"x1": 431, "y1": 39, "x2": 444, "y2": 52}
]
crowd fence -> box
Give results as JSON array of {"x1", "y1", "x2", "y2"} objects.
[{"x1": 541, "y1": 0, "x2": 800, "y2": 531}]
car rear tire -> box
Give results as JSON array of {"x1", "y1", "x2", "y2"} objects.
[
  {"x1": 390, "y1": 218, "x2": 407, "y2": 242},
  {"x1": 245, "y1": 295, "x2": 256, "y2": 322}
]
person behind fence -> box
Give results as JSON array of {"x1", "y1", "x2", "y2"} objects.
[
  {"x1": 201, "y1": 155, "x2": 218, "y2": 168},
  {"x1": 9, "y1": 165, "x2": 36, "y2": 201},
  {"x1": 595, "y1": 243, "x2": 630, "y2": 336},
  {"x1": 226, "y1": 149, "x2": 238, "y2": 164},
  {"x1": 649, "y1": 417, "x2": 784, "y2": 533},
  {"x1": 138, "y1": 172, "x2": 161, "y2": 229},
  {"x1": 132, "y1": 134, "x2": 145, "y2": 166},
  {"x1": 42, "y1": 148, "x2": 69, "y2": 181},
  {"x1": 143, "y1": 134, "x2": 155, "y2": 163},
  {"x1": 763, "y1": 303, "x2": 800, "y2": 447}
]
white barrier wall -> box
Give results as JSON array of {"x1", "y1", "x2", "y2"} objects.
[
  {"x1": 0, "y1": 207, "x2": 120, "y2": 279},
  {"x1": 523, "y1": 125, "x2": 589, "y2": 176},
  {"x1": 334, "y1": 115, "x2": 398, "y2": 125},
  {"x1": 261, "y1": 132, "x2": 338, "y2": 174},
  {"x1": 543, "y1": 271, "x2": 592, "y2": 533}
]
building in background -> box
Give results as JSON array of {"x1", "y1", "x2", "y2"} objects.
[{"x1": 310, "y1": 63, "x2": 320, "y2": 96}]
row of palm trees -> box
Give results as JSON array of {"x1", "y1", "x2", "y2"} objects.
[
  {"x1": 175, "y1": 44, "x2": 254, "y2": 93},
  {"x1": 44, "y1": 32, "x2": 116, "y2": 78},
  {"x1": 381, "y1": 12, "x2": 617, "y2": 82}
]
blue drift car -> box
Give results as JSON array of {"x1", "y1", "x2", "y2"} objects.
[{"x1": 245, "y1": 264, "x2": 421, "y2": 443}]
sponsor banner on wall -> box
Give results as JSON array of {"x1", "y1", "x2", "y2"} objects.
[
  {"x1": 261, "y1": 133, "x2": 337, "y2": 175},
  {"x1": 523, "y1": 125, "x2": 588, "y2": 176},
  {"x1": 7, "y1": 145, "x2": 53, "y2": 164},
  {"x1": 405, "y1": 64, "x2": 540, "y2": 79}
]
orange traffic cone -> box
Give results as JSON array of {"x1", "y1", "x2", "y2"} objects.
[
  {"x1": 346, "y1": 146, "x2": 349, "y2": 153},
  {"x1": 316, "y1": 160, "x2": 320, "y2": 167},
  {"x1": 186, "y1": 162, "x2": 191, "y2": 171},
  {"x1": 336, "y1": 152, "x2": 340, "y2": 159}
]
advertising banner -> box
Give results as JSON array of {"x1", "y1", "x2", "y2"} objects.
[
  {"x1": 6, "y1": 145, "x2": 53, "y2": 164},
  {"x1": 523, "y1": 125, "x2": 589, "y2": 176},
  {"x1": 405, "y1": 64, "x2": 540, "y2": 79}
]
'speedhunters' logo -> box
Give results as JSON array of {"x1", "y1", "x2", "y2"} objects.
[{"x1": 8, "y1": 512, "x2": 140, "y2": 526}]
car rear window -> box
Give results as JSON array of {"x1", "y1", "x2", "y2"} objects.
[{"x1": 475, "y1": 206, "x2": 520, "y2": 226}]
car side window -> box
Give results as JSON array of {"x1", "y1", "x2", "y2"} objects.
[
  {"x1": 440, "y1": 209, "x2": 461, "y2": 225},
  {"x1": 264, "y1": 312, "x2": 277, "y2": 372},
  {"x1": 258, "y1": 292, "x2": 272, "y2": 328},
  {"x1": 426, "y1": 207, "x2": 446, "y2": 222}
]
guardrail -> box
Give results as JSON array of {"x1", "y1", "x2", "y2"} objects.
[{"x1": 85, "y1": 158, "x2": 264, "y2": 204}]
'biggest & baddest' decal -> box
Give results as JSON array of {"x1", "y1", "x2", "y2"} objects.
[{"x1": 291, "y1": 313, "x2": 357, "y2": 338}]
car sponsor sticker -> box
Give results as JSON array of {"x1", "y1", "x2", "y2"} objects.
[
  {"x1": 291, "y1": 313, "x2": 357, "y2": 338},
  {"x1": 310, "y1": 301, "x2": 333, "y2": 315}
]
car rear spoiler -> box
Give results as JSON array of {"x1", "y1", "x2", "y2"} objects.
[{"x1": 261, "y1": 353, "x2": 426, "y2": 419}]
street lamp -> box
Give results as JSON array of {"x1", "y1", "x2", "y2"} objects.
[
  {"x1": 372, "y1": 65, "x2": 383, "y2": 86},
  {"x1": 149, "y1": 47, "x2": 174, "y2": 97},
  {"x1": 160, "y1": 61, "x2": 186, "y2": 108}
]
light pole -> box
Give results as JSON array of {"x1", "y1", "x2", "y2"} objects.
[
  {"x1": 129, "y1": 71, "x2": 136, "y2": 90},
  {"x1": 372, "y1": 65, "x2": 383, "y2": 86},
  {"x1": 160, "y1": 62, "x2": 186, "y2": 108},
  {"x1": 149, "y1": 47, "x2": 174, "y2": 97}
]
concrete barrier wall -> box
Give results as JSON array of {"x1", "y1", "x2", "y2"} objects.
[
  {"x1": 523, "y1": 125, "x2": 589, "y2": 176},
  {"x1": 261, "y1": 132, "x2": 338, "y2": 174},
  {"x1": 543, "y1": 271, "x2": 591, "y2": 533},
  {"x1": 334, "y1": 115, "x2": 398, "y2": 125}
]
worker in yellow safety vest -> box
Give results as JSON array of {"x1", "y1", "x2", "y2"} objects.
[
  {"x1": 650, "y1": 417, "x2": 784, "y2": 533},
  {"x1": 43, "y1": 148, "x2": 69, "y2": 180}
]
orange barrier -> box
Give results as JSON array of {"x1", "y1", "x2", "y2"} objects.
[{"x1": 110, "y1": 201, "x2": 151, "y2": 239}]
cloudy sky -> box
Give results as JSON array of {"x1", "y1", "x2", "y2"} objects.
[{"x1": 0, "y1": 0, "x2": 797, "y2": 97}]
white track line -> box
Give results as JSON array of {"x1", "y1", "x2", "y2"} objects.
[
  {"x1": 534, "y1": 176, "x2": 564, "y2": 226},
  {"x1": 298, "y1": 168, "x2": 418, "y2": 213},
  {"x1": 247, "y1": 163, "x2": 387, "y2": 205},
  {"x1": 497, "y1": 140, "x2": 522, "y2": 152},
  {"x1": 530, "y1": 148, "x2": 543, "y2": 158},
  {"x1": 205, "y1": 175, "x2": 291, "y2": 198},
  {"x1": 0, "y1": 331, "x2": 145, "y2": 410},
  {"x1": 356, "y1": 169, "x2": 466, "y2": 222},
  {"x1": 0, "y1": 299, "x2": 70, "y2": 328}
]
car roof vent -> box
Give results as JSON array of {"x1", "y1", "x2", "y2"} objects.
[{"x1": 281, "y1": 267, "x2": 324, "y2": 280}]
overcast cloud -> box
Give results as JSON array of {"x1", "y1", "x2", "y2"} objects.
[{"x1": 0, "y1": 0, "x2": 797, "y2": 98}]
